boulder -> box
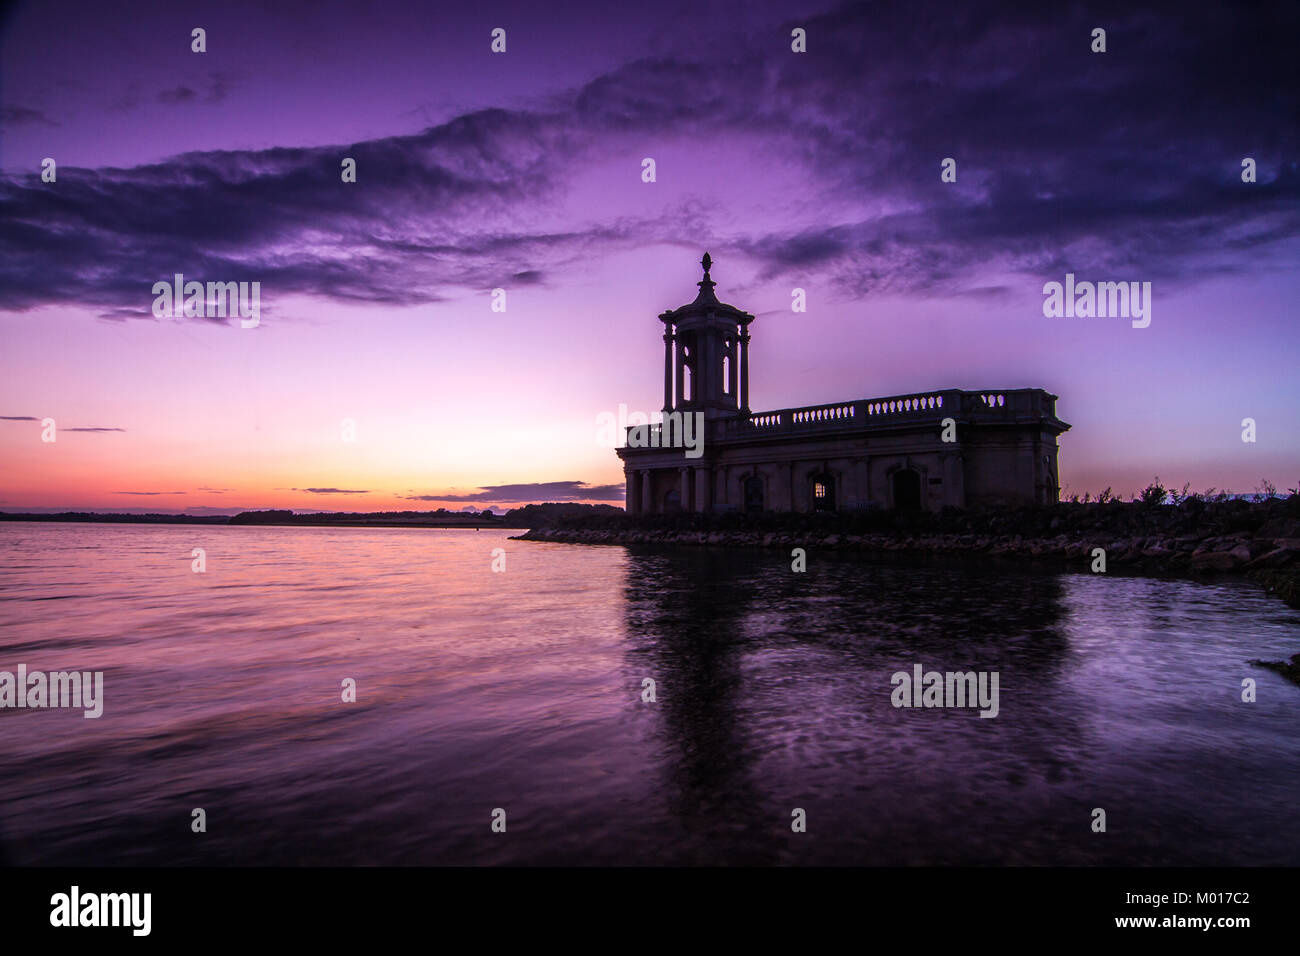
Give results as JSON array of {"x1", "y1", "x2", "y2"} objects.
[
  {"x1": 1256, "y1": 518, "x2": 1300, "y2": 542},
  {"x1": 1190, "y1": 550, "x2": 1244, "y2": 572},
  {"x1": 1244, "y1": 547, "x2": 1300, "y2": 570}
]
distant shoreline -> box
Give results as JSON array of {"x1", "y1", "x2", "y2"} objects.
[
  {"x1": 0, "y1": 512, "x2": 519, "y2": 528},
  {"x1": 0, "y1": 502, "x2": 621, "y2": 529}
]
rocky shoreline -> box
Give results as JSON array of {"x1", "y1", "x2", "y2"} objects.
[
  {"x1": 514, "y1": 499, "x2": 1300, "y2": 611},
  {"x1": 517, "y1": 522, "x2": 1298, "y2": 576}
]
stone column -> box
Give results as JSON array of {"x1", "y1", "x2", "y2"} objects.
[
  {"x1": 943, "y1": 455, "x2": 965, "y2": 508},
  {"x1": 729, "y1": 335, "x2": 738, "y2": 403},
  {"x1": 1016, "y1": 439, "x2": 1035, "y2": 505},
  {"x1": 680, "y1": 468, "x2": 691, "y2": 512},
  {"x1": 700, "y1": 328, "x2": 712, "y2": 406},
  {"x1": 1033, "y1": 437, "x2": 1045, "y2": 504},
  {"x1": 694, "y1": 467, "x2": 710, "y2": 513},
  {"x1": 677, "y1": 339, "x2": 687, "y2": 405},
  {"x1": 739, "y1": 330, "x2": 751, "y2": 412},
  {"x1": 853, "y1": 459, "x2": 869, "y2": 509},
  {"x1": 663, "y1": 329, "x2": 674, "y2": 411},
  {"x1": 641, "y1": 471, "x2": 653, "y2": 514}
]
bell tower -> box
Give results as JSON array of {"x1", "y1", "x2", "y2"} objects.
[{"x1": 659, "y1": 253, "x2": 755, "y2": 420}]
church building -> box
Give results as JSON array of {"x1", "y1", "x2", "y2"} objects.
[{"x1": 617, "y1": 254, "x2": 1070, "y2": 514}]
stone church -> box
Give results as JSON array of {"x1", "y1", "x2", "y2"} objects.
[{"x1": 617, "y1": 254, "x2": 1070, "y2": 514}]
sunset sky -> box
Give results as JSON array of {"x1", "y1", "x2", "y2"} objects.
[{"x1": 1, "y1": 0, "x2": 1297, "y2": 513}]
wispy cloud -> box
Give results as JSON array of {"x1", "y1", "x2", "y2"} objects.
[
  {"x1": 406, "y1": 481, "x2": 625, "y2": 503},
  {"x1": 156, "y1": 74, "x2": 232, "y2": 106},
  {"x1": 2, "y1": 417, "x2": 123, "y2": 431},
  {"x1": 1, "y1": 105, "x2": 59, "y2": 127}
]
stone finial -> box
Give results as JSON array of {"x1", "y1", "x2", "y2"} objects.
[{"x1": 685, "y1": 252, "x2": 719, "y2": 306}]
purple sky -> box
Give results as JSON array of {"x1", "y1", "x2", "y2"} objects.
[{"x1": 1, "y1": 0, "x2": 1297, "y2": 512}]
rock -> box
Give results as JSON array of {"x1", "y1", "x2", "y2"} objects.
[
  {"x1": 1239, "y1": 540, "x2": 1274, "y2": 560},
  {"x1": 1251, "y1": 653, "x2": 1300, "y2": 687},
  {"x1": 1245, "y1": 546, "x2": 1300, "y2": 570},
  {"x1": 1257, "y1": 518, "x2": 1300, "y2": 542},
  {"x1": 1190, "y1": 550, "x2": 1244, "y2": 572}
]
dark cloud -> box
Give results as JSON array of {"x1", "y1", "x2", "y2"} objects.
[
  {"x1": 114, "y1": 491, "x2": 185, "y2": 495},
  {"x1": 157, "y1": 86, "x2": 198, "y2": 104},
  {"x1": 153, "y1": 76, "x2": 232, "y2": 106},
  {"x1": 1, "y1": 106, "x2": 58, "y2": 127},
  {"x1": 301, "y1": 487, "x2": 370, "y2": 494},
  {"x1": 0, "y1": 0, "x2": 1295, "y2": 314},
  {"x1": 0, "y1": 104, "x2": 619, "y2": 314},
  {"x1": 406, "y1": 481, "x2": 625, "y2": 502},
  {"x1": 63, "y1": 426, "x2": 125, "y2": 432},
  {"x1": 0, "y1": 415, "x2": 39, "y2": 421},
  {"x1": 731, "y1": 0, "x2": 1300, "y2": 294}
]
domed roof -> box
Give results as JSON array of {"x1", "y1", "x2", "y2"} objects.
[{"x1": 658, "y1": 252, "x2": 754, "y2": 324}]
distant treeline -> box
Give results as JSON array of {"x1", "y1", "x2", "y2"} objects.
[
  {"x1": 0, "y1": 502, "x2": 623, "y2": 529},
  {"x1": 227, "y1": 503, "x2": 622, "y2": 527},
  {"x1": 0, "y1": 512, "x2": 229, "y2": 524}
]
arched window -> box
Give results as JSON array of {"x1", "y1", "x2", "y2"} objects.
[
  {"x1": 744, "y1": 475, "x2": 764, "y2": 513},
  {"x1": 811, "y1": 472, "x2": 835, "y2": 512},
  {"x1": 892, "y1": 469, "x2": 922, "y2": 511}
]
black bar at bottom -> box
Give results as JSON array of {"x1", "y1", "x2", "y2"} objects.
[{"x1": 0, "y1": 866, "x2": 1281, "y2": 943}]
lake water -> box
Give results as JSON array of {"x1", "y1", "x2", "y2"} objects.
[{"x1": 1, "y1": 522, "x2": 1298, "y2": 866}]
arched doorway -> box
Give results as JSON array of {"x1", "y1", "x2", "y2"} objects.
[
  {"x1": 663, "y1": 489, "x2": 682, "y2": 513},
  {"x1": 811, "y1": 472, "x2": 835, "y2": 512},
  {"x1": 892, "y1": 469, "x2": 922, "y2": 511},
  {"x1": 744, "y1": 475, "x2": 764, "y2": 513}
]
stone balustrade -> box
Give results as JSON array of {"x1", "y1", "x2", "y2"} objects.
[
  {"x1": 719, "y1": 388, "x2": 1058, "y2": 437},
  {"x1": 622, "y1": 389, "x2": 1060, "y2": 443}
]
